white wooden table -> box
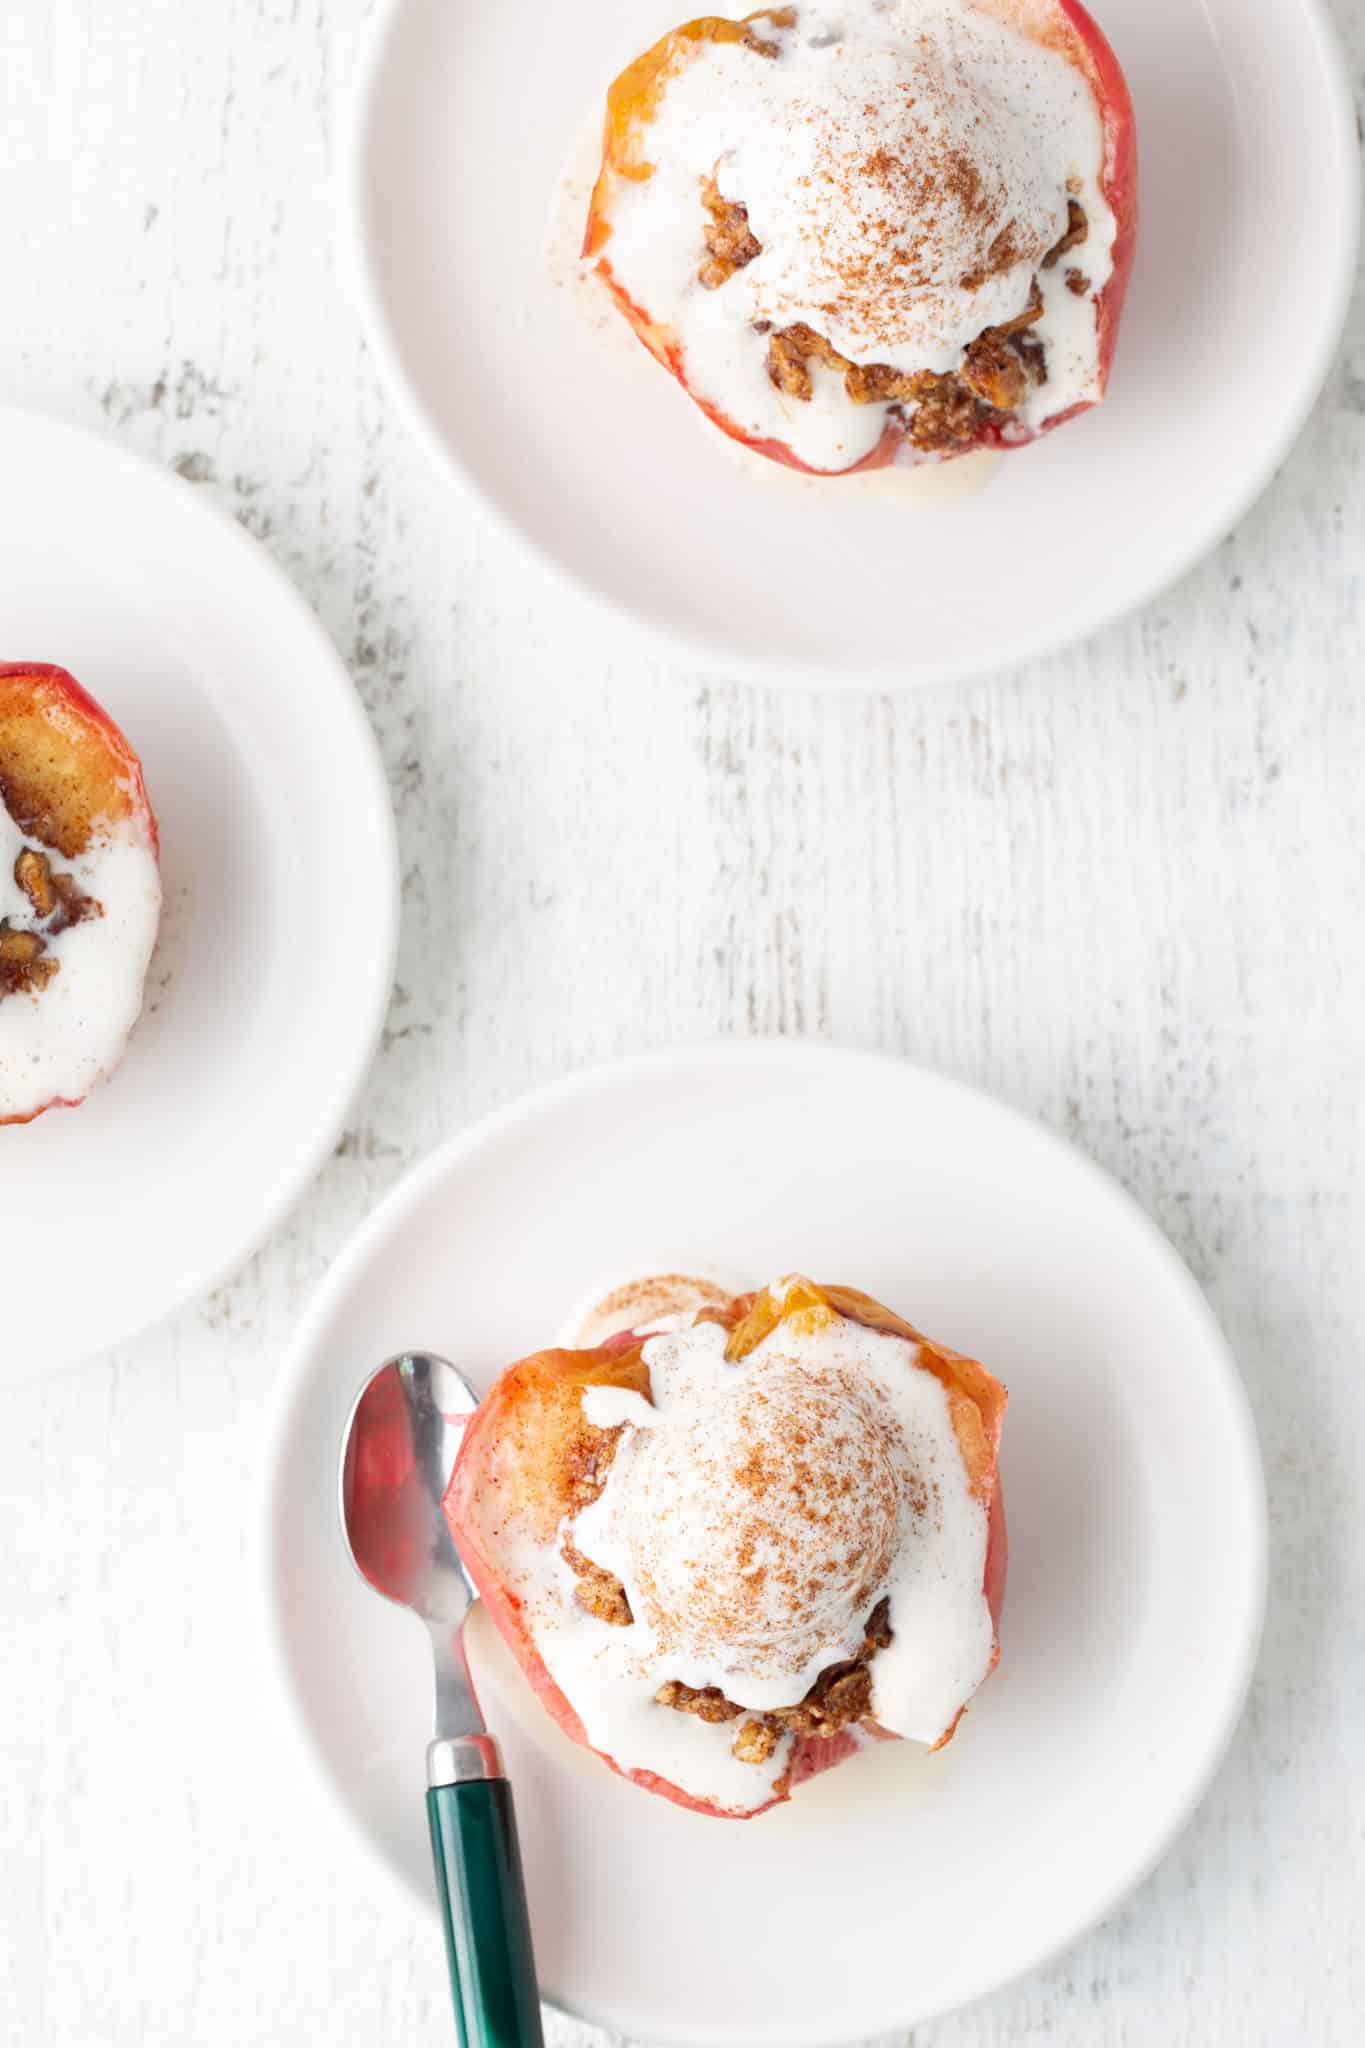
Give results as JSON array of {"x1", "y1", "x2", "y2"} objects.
[{"x1": 1, "y1": 4, "x2": 1362, "y2": 2043}]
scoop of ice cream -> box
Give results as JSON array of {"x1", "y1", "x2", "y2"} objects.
[
  {"x1": 619, "y1": 1361, "x2": 904, "y2": 1688},
  {"x1": 719, "y1": 13, "x2": 1072, "y2": 369}
]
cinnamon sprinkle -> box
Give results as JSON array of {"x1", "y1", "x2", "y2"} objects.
[
  {"x1": 618, "y1": 1366, "x2": 904, "y2": 1677},
  {"x1": 772, "y1": 78, "x2": 1053, "y2": 359}
]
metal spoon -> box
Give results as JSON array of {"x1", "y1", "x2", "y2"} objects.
[{"x1": 340, "y1": 1352, "x2": 544, "y2": 2048}]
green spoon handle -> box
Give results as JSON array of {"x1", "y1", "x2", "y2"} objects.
[{"x1": 426, "y1": 1737, "x2": 544, "y2": 2048}]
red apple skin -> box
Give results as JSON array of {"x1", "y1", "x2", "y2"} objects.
[
  {"x1": 586, "y1": 0, "x2": 1138, "y2": 476},
  {"x1": 0, "y1": 663, "x2": 159, "y2": 1128},
  {"x1": 0, "y1": 1096, "x2": 82, "y2": 1130},
  {"x1": 445, "y1": 1286, "x2": 1007, "y2": 1819}
]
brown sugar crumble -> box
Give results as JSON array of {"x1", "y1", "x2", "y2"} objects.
[
  {"x1": 560, "y1": 1413, "x2": 637, "y2": 1622},
  {"x1": 0, "y1": 847, "x2": 99, "y2": 1000},
  {"x1": 16, "y1": 848, "x2": 97, "y2": 934},
  {"x1": 562, "y1": 1535, "x2": 634, "y2": 1627},
  {"x1": 1041, "y1": 197, "x2": 1088, "y2": 269},
  {"x1": 564, "y1": 1417, "x2": 625, "y2": 1512},
  {"x1": 654, "y1": 1679, "x2": 742, "y2": 1725},
  {"x1": 766, "y1": 283, "x2": 1046, "y2": 450},
  {"x1": 699, "y1": 161, "x2": 1088, "y2": 451},
  {"x1": 655, "y1": 1596, "x2": 895, "y2": 1766},
  {"x1": 733, "y1": 1716, "x2": 780, "y2": 1764},
  {"x1": 699, "y1": 176, "x2": 763, "y2": 291},
  {"x1": 0, "y1": 924, "x2": 59, "y2": 997}
]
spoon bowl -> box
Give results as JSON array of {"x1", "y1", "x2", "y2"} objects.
[{"x1": 340, "y1": 1351, "x2": 479, "y2": 1628}]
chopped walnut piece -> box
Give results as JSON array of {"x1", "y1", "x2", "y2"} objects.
[
  {"x1": 863, "y1": 1597, "x2": 893, "y2": 1653},
  {"x1": 793, "y1": 324, "x2": 851, "y2": 373},
  {"x1": 959, "y1": 330, "x2": 1029, "y2": 411},
  {"x1": 1042, "y1": 198, "x2": 1088, "y2": 270},
  {"x1": 562, "y1": 1538, "x2": 633, "y2": 1627},
  {"x1": 2, "y1": 843, "x2": 100, "y2": 1000},
  {"x1": 565, "y1": 1421, "x2": 624, "y2": 1511},
  {"x1": 699, "y1": 177, "x2": 763, "y2": 290},
  {"x1": 655, "y1": 1679, "x2": 742, "y2": 1725},
  {"x1": 1065, "y1": 268, "x2": 1091, "y2": 297},
  {"x1": 844, "y1": 360, "x2": 933, "y2": 406},
  {"x1": 49, "y1": 869, "x2": 97, "y2": 933},
  {"x1": 767, "y1": 328, "x2": 815, "y2": 401},
  {"x1": 767, "y1": 320, "x2": 852, "y2": 400},
  {"x1": 14, "y1": 848, "x2": 55, "y2": 918},
  {"x1": 733, "y1": 1717, "x2": 779, "y2": 1765},
  {"x1": 12, "y1": 846, "x2": 98, "y2": 936},
  {"x1": 908, "y1": 375, "x2": 987, "y2": 449},
  {"x1": 0, "y1": 926, "x2": 44, "y2": 963},
  {"x1": 0, "y1": 924, "x2": 58, "y2": 996},
  {"x1": 793, "y1": 1664, "x2": 874, "y2": 1737}
]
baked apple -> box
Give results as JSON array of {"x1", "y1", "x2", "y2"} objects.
[
  {"x1": 445, "y1": 1274, "x2": 1007, "y2": 1818},
  {"x1": 0, "y1": 663, "x2": 161, "y2": 1126},
  {"x1": 584, "y1": 0, "x2": 1137, "y2": 474}
]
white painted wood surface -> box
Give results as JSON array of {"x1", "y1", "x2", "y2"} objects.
[{"x1": 1, "y1": 3, "x2": 1362, "y2": 2043}]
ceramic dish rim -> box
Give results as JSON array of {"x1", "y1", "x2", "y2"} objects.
[
  {"x1": 258, "y1": 1037, "x2": 1268, "y2": 2043},
  {"x1": 341, "y1": 0, "x2": 1360, "y2": 691}
]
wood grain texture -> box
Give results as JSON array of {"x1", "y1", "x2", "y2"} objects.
[{"x1": 0, "y1": 2, "x2": 1362, "y2": 2044}]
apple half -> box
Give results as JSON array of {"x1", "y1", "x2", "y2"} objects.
[
  {"x1": 584, "y1": 2, "x2": 1138, "y2": 474},
  {"x1": 0, "y1": 663, "x2": 161, "y2": 1126},
  {"x1": 445, "y1": 1276, "x2": 1007, "y2": 1819}
]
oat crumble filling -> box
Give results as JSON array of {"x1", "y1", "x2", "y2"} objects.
[
  {"x1": 698, "y1": 185, "x2": 1089, "y2": 453},
  {"x1": 0, "y1": 845, "x2": 100, "y2": 999},
  {"x1": 653, "y1": 1598, "x2": 895, "y2": 1766}
]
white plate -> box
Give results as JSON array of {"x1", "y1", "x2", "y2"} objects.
[
  {"x1": 264, "y1": 1040, "x2": 1265, "y2": 2043},
  {"x1": 0, "y1": 407, "x2": 397, "y2": 1378},
  {"x1": 347, "y1": 0, "x2": 1358, "y2": 687}
]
